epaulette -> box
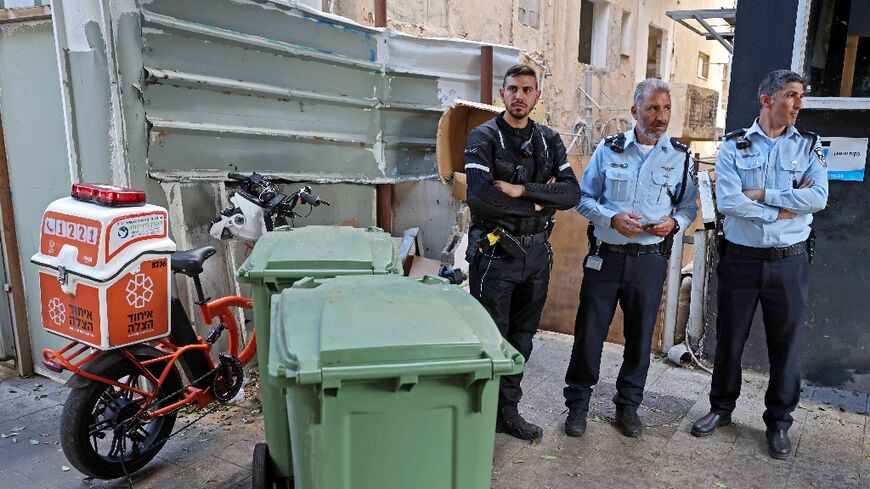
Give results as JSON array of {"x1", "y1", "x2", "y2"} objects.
[
  {"x1": 724, "y1": 128, "x2": 750, "y2": 150},
  {"x1": 670, "y1": 139, "x2": 689, "y2": 153},
  {"x1": 798, "y1": 129, "x2": 819, "y2": 151},
  {"x1": 723, "y1": 128, "x2": 746, "y2": 140},
  {"x1": 605, "y1": 132, "x2": 625, "y2": 153}
]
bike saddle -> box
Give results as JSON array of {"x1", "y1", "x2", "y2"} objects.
[{"x1": 171, "y1": 246, "x2": 217, "y2": 276}]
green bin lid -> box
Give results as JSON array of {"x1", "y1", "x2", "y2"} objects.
[
  {"x1": 237, "y1": 226, "x2": 400, "y2": 282},
  {"x1": 268, "y1": 275, "x2": 523, "y2": 387}
]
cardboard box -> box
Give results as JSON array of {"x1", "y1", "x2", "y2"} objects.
[
  {"x1": 407, "y1": 255, "x2": 441, "y2": 278},
  {"x1": 436, "y1": 99, "x2": 502, "y2": 201}
]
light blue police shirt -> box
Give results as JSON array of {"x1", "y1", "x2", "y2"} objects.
[
  {"x1": 715, "y1": 119, "x2": 829, "y2": 248},
  {"x1": 577, "y1": 129, "x2": 699, "y2": 245}
]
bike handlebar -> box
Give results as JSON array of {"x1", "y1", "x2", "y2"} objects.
[{"x1": 298, "y1": 189, "x2": 330, "y2": 207}]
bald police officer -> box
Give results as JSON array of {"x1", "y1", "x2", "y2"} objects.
[
  {"x1": 691, "y1": 70, "x2": 828, "y2": 460},
  {"x1": 563, "y1": 79, "x2": 698, "y2": 438}
]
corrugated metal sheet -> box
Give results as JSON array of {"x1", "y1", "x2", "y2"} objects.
[
  {"x1": 43, "y1": 0, "x2": 519, "y2": 351},
  {"x1": 52, "y1": 0, "x2": 520, "y2": 185}
]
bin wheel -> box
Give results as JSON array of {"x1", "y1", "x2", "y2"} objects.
[{"x1": 252, "y1": 443, "x2": 274, "y2": 489}]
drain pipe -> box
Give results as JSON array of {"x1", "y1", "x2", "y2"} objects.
[
  {"x1": 666, "y1": 228, "x2": 714, "y2": 374},
  {"x1": 374, "y1": 0, "x2": 391, "y2": 233},
  {"x1": 480, "y1": 45, "x2": 493, "y2": 105},
  {"x1": 661, "y1": 229, "x2": 685, "y2": 352},
  {"x1": 374, "y1": 0, "x2": 387, "y2": 27}
]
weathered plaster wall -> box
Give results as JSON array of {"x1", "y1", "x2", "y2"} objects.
[
  {"x1": 327, "y1": 0, "x2": 732, "y2": 155},
  {"x1": 325, "y1": 0, "x2": 639, "y2": 143},
  {"x1": 0, "y1": 20, "x2": 76, "y2": 378}
]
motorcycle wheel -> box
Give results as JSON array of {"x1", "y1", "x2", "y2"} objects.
[{"x1": 60, "y1": 347, "x2": 182, "y2": 479}]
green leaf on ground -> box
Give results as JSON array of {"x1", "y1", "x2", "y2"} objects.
[
  {"x1": 714, "y1": 481, "x2": 728, "y2": 489},
  {"x1": 540, "y1": 455, "x2": 557, "y2": 461}
]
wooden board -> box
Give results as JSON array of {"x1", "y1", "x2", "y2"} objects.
[{"x1": 539, "y1": 155, "x2": 704, "y2": 352}]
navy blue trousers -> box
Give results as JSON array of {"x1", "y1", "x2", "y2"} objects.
[
  {"x1": 469, "y1": 242, "x2": 552, "y2": 415},
  {"x1": 709, "y1": 250, "x2": 809, "y2": 431},
  {"x1": 564, "y1": 250, "x2": 668, "y2": 411}
]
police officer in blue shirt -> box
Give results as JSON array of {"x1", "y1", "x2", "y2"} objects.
[
  {"x1": 563, "y1": 79, "x2": 698, "y2": 438},
  {"x1": 691, "y1": 70, "x2": 828, "y2": 460}
]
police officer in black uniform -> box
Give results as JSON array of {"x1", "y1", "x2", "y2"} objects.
[{"x1": 464, "y1": 64, "x2": 580, "y2": 441}]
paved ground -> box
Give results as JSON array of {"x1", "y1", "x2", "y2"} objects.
[{"x1": 1, "y1": 331, "x2": 867, "y2": 489}]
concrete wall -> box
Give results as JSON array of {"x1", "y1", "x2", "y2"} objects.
[
  {"x1": 703, "y1": 0, "x2": 870, "y2": 392},
  {"x1": 0, "y1": 20, "x2": 75, "y2": 377}
]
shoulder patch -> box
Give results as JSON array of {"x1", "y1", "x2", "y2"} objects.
[
  {"x1": 605, "y1": 132, "x2": 625, "y2": 153},
  {"x1": 671, "y1": 139, "x2": 689, "y2": 153},
  {"x1": 813, "y1": 146, "x2": 827, "y2": 168}
]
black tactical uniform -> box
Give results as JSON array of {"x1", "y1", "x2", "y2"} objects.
[{"x1": 464, "y1": 113, "x2": 580, "y2": 440}]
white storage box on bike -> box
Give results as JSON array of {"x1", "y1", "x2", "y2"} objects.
[{"x1": 31, "y1": 184, "x2": 176, "y2": 350}]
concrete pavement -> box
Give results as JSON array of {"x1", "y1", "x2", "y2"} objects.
[{"x1": 1, "y1": 331, "x2": 867, "y2": 489}]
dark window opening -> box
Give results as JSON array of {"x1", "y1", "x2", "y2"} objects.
[
  {"x1": 578, "y1": 0, "x2": 594, "y2": 64},
  {"x1": 803, "y1": 0, "x2": 870, "y2": 97}
]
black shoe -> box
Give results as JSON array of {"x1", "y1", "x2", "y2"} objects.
[
  {"x1": 766, "y1": 428, "x2": 791, "y2": 460},
  {"x1": 565, "y1": 408, "x2": 588, "y2": 437},
  {"x1": 496, "y1": 412, "x2": 543, "y2": 441},
  {"x1": 691, "y1": 412, "x2": 732, "y2": 437},
  {"x1": 614, "y1": 406, "x2": 643, "y2": 438}
]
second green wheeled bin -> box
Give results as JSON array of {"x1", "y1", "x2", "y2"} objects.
[
  {"x1": 237, "y1": 226, "x2": 401, "y2": 485},
  {"x1": 267, "y1": 274, "x2": 524, "y2": 489}
]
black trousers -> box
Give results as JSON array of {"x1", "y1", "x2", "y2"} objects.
[
  {"x1": 564, "y1": 250, "x2": 668, "y2": 411},
  {"x1": 469, "y1": 241, "x2": 551, "y2": 415},
  {"x1": 709, "y1": 250, "x2": 809, "y2": 431}
]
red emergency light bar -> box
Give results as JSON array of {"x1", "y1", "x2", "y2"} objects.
[{"x1": 71, "y1": 183, "x2": 146, "y2": 207}]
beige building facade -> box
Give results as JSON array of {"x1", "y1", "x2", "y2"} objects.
[{"x1": 323, "y1": 0, "x2": 734, "y2": 155}]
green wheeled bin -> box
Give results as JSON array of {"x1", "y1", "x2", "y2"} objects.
[
  {"x1": 267, "y1": 274, "x2": 524, "y2": 489},
  {"x1": 236, "y1": 226, "x2": 401, "y2": 486}
]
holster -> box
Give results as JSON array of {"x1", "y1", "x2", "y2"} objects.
[
  {"x1": 661, "y1": 230, "x2": 676, "y2": 259},
  {"x1": 806, "y1": 228, "x2": 816, "y2": 264},
  {"x1": 492, "y1": 228, "x2": 527, "y2": 260},
  {"x1": 716, "y1": 232, "x2": 727, "y2": 256},
  {"x1": 466, "y1": 227, "x2": 485, "y2": 264}
]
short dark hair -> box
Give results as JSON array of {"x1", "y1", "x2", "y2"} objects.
[
  {"x1": 757, "y1": 69, "x2": 804, "y2": 101},
  {"x1": 503, "y1": 64, "x2": 538, "y2": 88}
]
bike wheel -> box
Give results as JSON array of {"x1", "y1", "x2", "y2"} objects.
[{"x1": 60, "y1": 347, "x2": 182, "y2": 480}]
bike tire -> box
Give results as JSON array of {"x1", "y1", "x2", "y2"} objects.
[{"x1": 60, "y1": 346, "x2": 182, "y2": 480}]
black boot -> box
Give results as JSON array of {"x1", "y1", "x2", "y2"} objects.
[
  {"x1": 565, "y1": 408, "x2": 588, "y2": 437},
  {"x1": 766, "y1": 428, "x2": 791, "y2": 460},
  {"x1": 496, "y1": 410, "x2": 543, "y2": 441},
  {"x1": 614, "y1": 406, "x2": 643, "y2": 438},
  {"x1": 691, "y1": 411, "x2": 732, "y2": 437}
]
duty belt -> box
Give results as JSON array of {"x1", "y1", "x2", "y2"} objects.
[
  {"x1": 600, "y1": 242, "x2": 663, "y2": 256},
  {"x1": 516, "y1": 231, "x2": 548, "y2": 248},
  {"x1": 726, "y1": 241, "x2": 807, "y2": 261}
]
